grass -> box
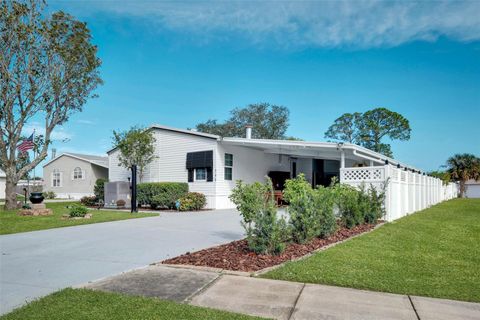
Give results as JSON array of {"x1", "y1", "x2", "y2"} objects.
[
  {"x1": 0, "y1": 202, "x2": 157, "y2": 235},
  {"x1": 0, "y1": 288, "x2": 265, "y2": 320},
  {"x1": 262, "y1": 198, "x2": 480, "y2": 302}
]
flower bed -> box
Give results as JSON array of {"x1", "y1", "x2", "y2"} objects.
[{"x1": 162, "y1": 223, "x2": 377, "y2": 272}]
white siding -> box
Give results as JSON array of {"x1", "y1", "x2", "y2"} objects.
[
  {"x1": 108, "y1": 129, "x2": 218, "y2": 208},
  {"x1": 0, "y1": 177, "x2": 5, "y2": 199},
  {"x1": 466, "y1": 184, "x2": 480, "y2": 198}
]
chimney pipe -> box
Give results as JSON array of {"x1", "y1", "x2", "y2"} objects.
[
  {"x1": 52, "y1": 148, "x2": 57, "y2": 159},
  {"x1": 245, "y1": 125, "x2": 252, "y2": 139}
]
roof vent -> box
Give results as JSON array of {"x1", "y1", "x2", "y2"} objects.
[{"x1": 246, "y1": 125, "x2": 252, "y2": 139}]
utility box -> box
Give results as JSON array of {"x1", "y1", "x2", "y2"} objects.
[{"x1": 104, "y1": 181, "x2": 131, "y2": 208}]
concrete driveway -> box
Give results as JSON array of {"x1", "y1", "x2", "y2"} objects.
[{"x1": 0, "y1": 209, "x2": 243, "y2": 315}]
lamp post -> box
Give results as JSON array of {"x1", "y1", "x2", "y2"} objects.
[{"x1": 130, "y1": 165, "x2": 138, "y2": 213}]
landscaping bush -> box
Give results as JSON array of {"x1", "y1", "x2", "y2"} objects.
[
  {"x1": 137, "y1": 182, "x2": 188, "y2": 209},
  {"x1": 283, "y1": 174, "x2": 320, "y2": 243},
  {"x1": 43, "y1": 191, "x2": 56, "y2": 199},
  {"x1": 230, "y1": 179, "x2": 288, "y2": 255},
  {"x1": 178, "y1": 192, "x2": 206, "y2": 211},
  {"x1": 331, "y1": 183, "x2": 362, "y2": 228},
  {"x1": 94, "y1": 178, "x2": 108, "y2": 202},
  {"x1": 313, "y1": 186, "x2": 337, "y2": 237},
  {"x1": 80, "y1": 196, "x2": 97, "y2": 207},
  {"x1": 283, "y1": 174, "x2": 337, "y2": 243},
  {"x1": 359, "y1": 183, "x2": 387, "y2": 224},
  {"x1": 116, "y1": 199, "x2": 126, "y2": 208},
  {"x1": 69, "y1": 204, "x2": 88, "y2": 217}
]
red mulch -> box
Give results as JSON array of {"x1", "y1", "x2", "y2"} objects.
[{"x1": 162, "y1": 223, "x2": 377, "y2": 272}]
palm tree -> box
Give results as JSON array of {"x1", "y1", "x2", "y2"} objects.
[{"x1": 446, "y1": 153, "x2": 480, "y2": 197}]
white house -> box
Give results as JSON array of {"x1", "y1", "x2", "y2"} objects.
[
  {"x1": 0, "y1": 169, "x2": 5, "y2": 200},
  {"x1": 43, "y1": 153, "x2": 109, "y2": 199},
  {"x1": 465, "y1": 179, "x2": 480, "y2": 198},
  {"x1": 108, "y1": 124, "x2": 458, "y2": 221}
]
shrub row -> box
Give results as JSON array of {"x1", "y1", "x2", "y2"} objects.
[
  {"x1": 230, "y1": 174, "x2": 386, "y2": 255},
  {"x1": 137, "y1": 182, "x2": 189, "y2": 209}
]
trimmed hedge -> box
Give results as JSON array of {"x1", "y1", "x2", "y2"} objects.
[
  {"x1": 137, "y1": 182, "x2": 189, "y2": 209},
  {"x1": 178, "y1": 192, "x2": 206, "y2": 211}
]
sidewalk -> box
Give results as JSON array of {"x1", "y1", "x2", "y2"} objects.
[{"x1": 80, "y1": 265, "x2": 480, "y2": 320}]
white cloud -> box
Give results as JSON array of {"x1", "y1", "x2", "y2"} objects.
[
  {"x1": 23, "y1": 122, "x2": 72, "y2": 141},
  {"x1": 77, "y1": 119, "x2": 96, "y2": 125},
  {"x1": 53, "y1": 0, "x2": 480, "y2": 48}
]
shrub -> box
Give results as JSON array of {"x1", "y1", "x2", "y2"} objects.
[
  {"x1": 94, "y1": 178, "x2": 108, "y2": 201},
  {"x1": 80, "y1": 196, "x2": 97, "y2": 207},
  {"x1": 229, "y1": 180, "x2": 266, "y2": 224},
  {"x1": 283, "y1": 174, "x2": 319, "y2": 243},
  {"x1": 313, "y1": 186, "x2": 337, "y2": 237},
  {"x1": 69, "y1": 204, "x2": 88, "y2": 217},
  {"x1": 178, "y1": 192, "x2": 206, "y2": 211},
  {"x1": 360, "y1": 183, "x2": 387, "y2": 224},
  {"x1": 116, "y1": 199, "x2": 126, "y2": 207},
  {"x1": 43, "y1": 191, "x2": 56, "y2": 199},
  {"x1": 331, "y1": 183, "x2": 362, "y2": 228},
  {"x1": 230, "y1": 178, "x2": 288, "y2": 255},
  {"x1": 137, "y1": 182, "x2": 188, "y2": 209}
]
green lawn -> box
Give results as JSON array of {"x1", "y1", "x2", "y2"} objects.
[
  {"x1": 262, "y1": 198, "x2": 480, "y2": 302},
  {"x1": 0, "y1": 202, "x2": 157, "y2": 235},
  {"x1": 0, "y1": 288, "x2": 265, "y2": 320}
]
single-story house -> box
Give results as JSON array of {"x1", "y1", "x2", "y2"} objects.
[
  {"x1": 0, "y1": 169, "x2": 5, "y2": 200},
  {"x1": 43, "y1": 153, "x2": 109, "y2": 199},
  {"x1": 108, "y1": 124, "x2": 455, "y2": 220},
  {"x1": 465, "y1": 179, "x2": 480, "y2": 198}
]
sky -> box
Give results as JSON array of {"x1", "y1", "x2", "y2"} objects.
[{"x1": 28, "y1": 0, "x2": 480, "y2": 174}]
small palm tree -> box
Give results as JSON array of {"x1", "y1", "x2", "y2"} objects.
[{"x1": 446, "y1": 153, "x2": 480, "y2": 197}]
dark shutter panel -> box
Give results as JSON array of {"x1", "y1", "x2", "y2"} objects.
[
  {"x1": 188, "y1": 169, "x2": 194, "y2": 182},
  {"x1": 206, "y1": 168, "x2": 213, "y2": 182},
  {"x1": 186, "y1": 150, "x2": 213, "y2": 169}
]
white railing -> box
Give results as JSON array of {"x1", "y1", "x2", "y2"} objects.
[{"x1": 340, "y1": 165, "x2": 458, "y2": 222}]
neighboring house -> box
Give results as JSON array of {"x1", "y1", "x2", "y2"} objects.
[
  {"x1": 465, "y1": 179, "x2": 480, "y2": 198},
  {"x1": 0, "y1": 169, "x2": 5, "y2": 200},
  {"x1": 43, "y1": 153, "x2": 108, "y2": 199},
  {"x1": 107, "y1": 124, "x2": 457, "y2": 220}
]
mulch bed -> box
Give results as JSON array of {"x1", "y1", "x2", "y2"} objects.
[{"x1": 162, "y1": 223, "x2": 377, "y2": 272}]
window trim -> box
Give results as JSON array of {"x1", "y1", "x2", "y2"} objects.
[
  {"x1": 224, "y1": 153, "x2": 233, "y2": 181},
  {"x1": 73, "y1": 167, "x2": 83, "y2": 180},
  {"x1": 52, "y1": 169, "x2": 62, "y2": 187}
]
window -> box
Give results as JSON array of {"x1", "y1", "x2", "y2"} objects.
[
  {"x1": 225, "y1": 153, "x2": 233, "y2": 180},
  {"x1": 195, "y1": 168, "x2": 207, "y2": 181},
  {"x1": 52, "y1": 169, "x2": 61, "y2": 187},
  {"x1": 73, "y1": 167, "x2": 83, "y2": 180}
]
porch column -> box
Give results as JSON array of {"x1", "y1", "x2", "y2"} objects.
[{"x1": 340, "y1": 150, "x2": 345, "y2": 168}]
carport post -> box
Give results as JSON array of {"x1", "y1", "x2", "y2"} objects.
[{"x1": 131, "y1": 165, "x2": 138, "y2": 213}]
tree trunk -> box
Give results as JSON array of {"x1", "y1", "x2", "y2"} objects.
[
  {"x1": 459, "y1": 180, "x2": 466, "y2": 198},
  {"x1": 4, "y1": 176, "x2": 19, "y2": 210}
]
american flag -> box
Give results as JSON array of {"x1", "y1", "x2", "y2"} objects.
[{"x1": 17, "y1": 133, "x2": 34, "y2": 153}]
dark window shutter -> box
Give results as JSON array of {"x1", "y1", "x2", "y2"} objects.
[
  {"x1": 206, "y1": 168, "x2": 213, "y2": 182},
  {"x1": 188, "y1": 169, "x2": 194, "y2": 182}
]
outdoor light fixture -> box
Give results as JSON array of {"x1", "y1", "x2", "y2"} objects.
[
  {"x1": 385, "y1": 160, "x2": 389, "y2": 165},
  {"x1": 397, "y1": 164, "x2": 401, "y2": 168}
]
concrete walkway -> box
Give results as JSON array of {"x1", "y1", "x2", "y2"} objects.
[
  {"x1": 81, "y1": 265, "x2": 480, "y2": 320},
  {"x1": 0, "y1": 209, "x2": 243, "y2": 314}
]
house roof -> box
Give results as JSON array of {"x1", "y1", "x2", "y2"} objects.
[
  {"x1": 43, "y1": 153, "x2": 109, "y2": 169},
  {"x1": 221, "y1": 137, "x2": 420, "y2": 172},
  {"x1": 466, "y1": 179, "x2": 480, "y2": 185},
  {"x1": 106, "y1": 124, "x2": 219, "y2": 154}
]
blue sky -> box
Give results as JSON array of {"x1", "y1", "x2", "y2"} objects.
[{"x1": 31, "y1": 1, "x2": 480, "y2": 173}]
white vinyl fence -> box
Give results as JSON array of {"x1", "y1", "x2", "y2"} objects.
[{"x1": 340, "y1": 165, "x2": 458, "y2": 222}]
